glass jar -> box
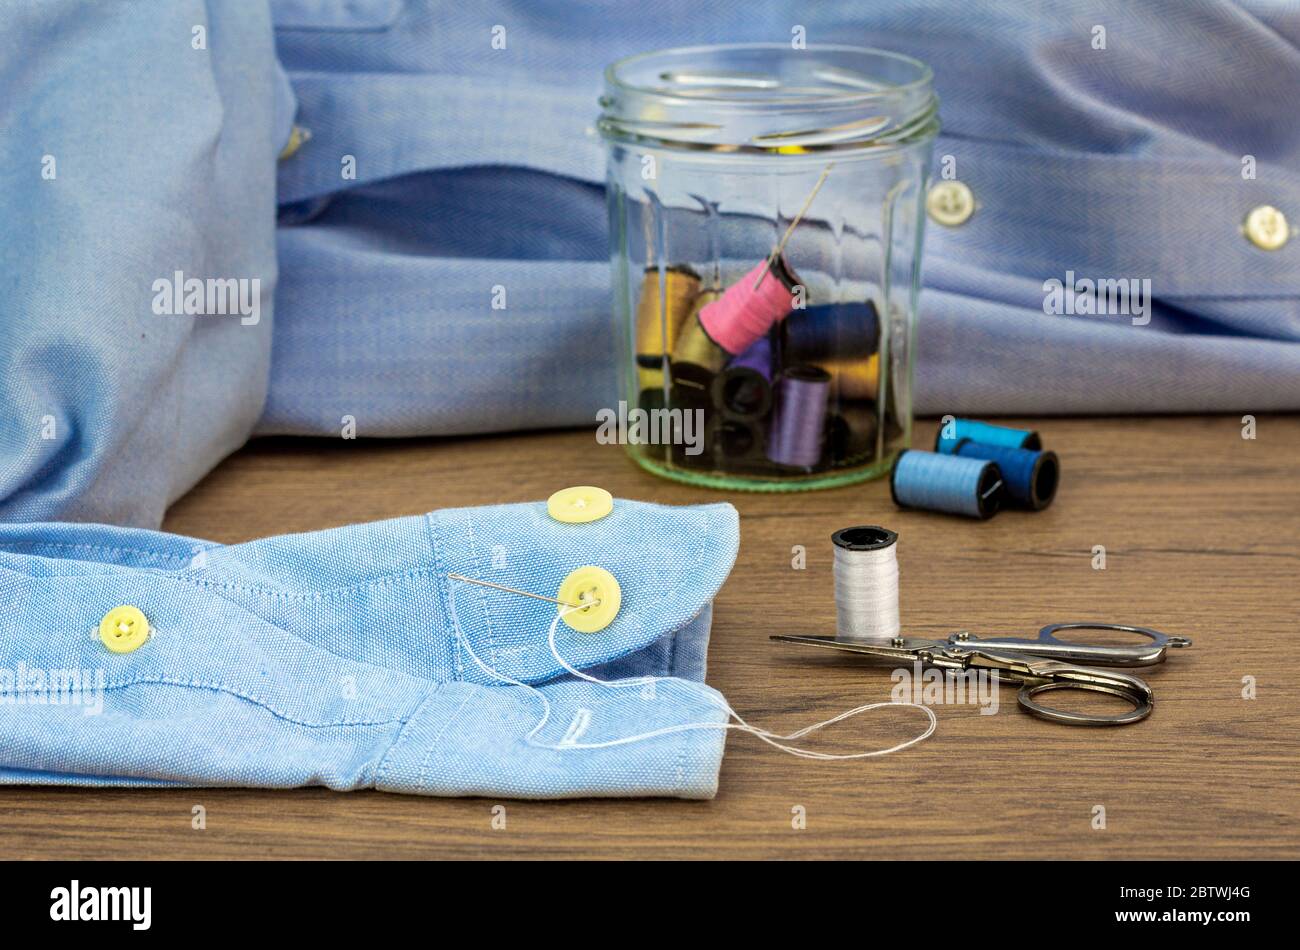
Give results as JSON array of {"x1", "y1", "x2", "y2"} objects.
[{"x1": 599, "y1": 43, "x2": 938, "y2": 490}]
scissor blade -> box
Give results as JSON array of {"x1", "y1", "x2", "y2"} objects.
[{"x1": 770, "y1": 634, "x2": 925, "y2": 662}]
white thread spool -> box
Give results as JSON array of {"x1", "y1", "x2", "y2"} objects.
[{"x1": 832, "y1": 526, "x2": 901, "y2": 641}]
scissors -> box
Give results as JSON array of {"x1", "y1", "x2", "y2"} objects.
[{"x1": 771, "y1": 623, "x2": 1192, "y2": 726}]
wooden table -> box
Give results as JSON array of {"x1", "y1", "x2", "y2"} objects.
[{"x1": 3, "y1": 417, "x2": 1297, "y2": 859}]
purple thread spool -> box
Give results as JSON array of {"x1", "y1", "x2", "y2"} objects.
[
  {"x1": 710, "y1": 335, "x2": 774, "y2": 420},
  {"x1": 767, "y1": 365, "x2": 832, "y2": 469}
]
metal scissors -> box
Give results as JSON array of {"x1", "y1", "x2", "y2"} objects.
[{"x1": 772, "y1": 623, "x2": 1192, "y2": 726}]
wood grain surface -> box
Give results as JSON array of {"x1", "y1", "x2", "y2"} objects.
[{"x1": 2, "y1": 416, "x2": 1297, "y2": 860}]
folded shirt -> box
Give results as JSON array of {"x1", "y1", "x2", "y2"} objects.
[
  {"x1": 263, "y1": 0, "x2": 1300, "y2": 440},
  {"x1": 0, "y1": 498, "x2": 738, "y2": 799},
  {"x1": 5, "y1": 0, "x2": 1296, "y2": 530}
]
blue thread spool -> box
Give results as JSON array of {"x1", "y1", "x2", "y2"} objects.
[
  {"x1": 890, "y1": 449, "x2": 1003, "y2": 519},
  {"x1": 782, "y1": 301, "x2": 880, "y2": 363},
  {"x1": 935, "y1": 419, "x2": 1041, "y2": 454},
  {"x1": 954, "y1": 441, "x2": 1059, "y2": 511}
]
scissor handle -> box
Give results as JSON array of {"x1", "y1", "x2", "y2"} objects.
[
  {"x1": 1016, "y1": 664, "x2": 1155, "y2": 726},
  {"x1": 950, "y1": 622, "x2": 1191, "y2": 668}
]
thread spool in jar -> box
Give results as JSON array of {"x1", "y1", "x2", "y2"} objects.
[
  {"x1": 954, "y1": 441, "x2": 1059, "y2": 511},
  {"x1": 706, "y1": 416, "x2": 765, "y2": 464},
  {"x1": 823, "y1": 353, "x2": 880, "y2": 401},
  {"x1": 936, "y1": 418, "x2": 1041, "y2": 454},
  {"x1": 767, "y1": 365, "x2": 831, "y2": 469},
  {"x1": 781, "y1": 300, "x2": 880, "y2": 363},
  {"x1": 636, "y1": 385, "x2": 667, "y2": 460},
  {"x1": 637, "y1": 363, "x2": 665, "y2": 392},
  {"x1": 825, "y1": 400, "x2": 878, "y2": 463},
  {"x1": 667, "y1": 367, "x2": 713, "y2": 470},
  {"x1": 669, "y1": 289, "x2": 725, "y2": 467},
  {"x1": 670, "y1": 290, "x2": 728, "y2": 374},
  {"x1": 635, "y1": 265, "x2": 701, "y2": 366},
  {"x1": 890, "y1": 449, "x2": 1003, "y2": 519},
  {"x1": 696, "y1": 254, "x2": 800, "y2": 356},
  {"x1": 832, "y1": 525, "x2": 900, "y2": 642},
  {"x1": 710, "y1": 335, "x2": 774, "y2": 420}
]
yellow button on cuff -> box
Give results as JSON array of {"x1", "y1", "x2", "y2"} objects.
[
  {"x1": 547, "y1": 486, "x2": 613, "y2": 524},
  {"x1": 1244, "y1": 205, "x2": 1289, "y2": 251},
  {"x1": 556, "y1": 566, "x2": 621, "y2": 633},
  {"x1": 98, "y1": 605, "x2": 150, "y2": 654},
  {"x1": 926, "y1": 180, "x2": 975, "y2": 227}
]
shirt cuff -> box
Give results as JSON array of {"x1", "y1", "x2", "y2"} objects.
[{"x1": 375, "y1": 677, "x2": 730, "y2": 800}]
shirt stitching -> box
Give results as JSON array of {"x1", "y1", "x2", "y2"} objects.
[
  {"x1": 176, "y1": 567, "x2": 441, "y2": 600},
  {"x1": 415, "y1": 689, "x2": 480, "y2": 789},
  {"x1": 423, "y1": 512, "x2": 462, "y2": 682},
  {"x1": 461, "y1": 509, "x2": 504, "y2": 676},
  {"x1": 375, "y1": 684, "x2": 447, "y2": 787},
  {"x1": 0, "y1": 540, "x2": 194, "y2": 566},
  {"x1": 65, "y1": 675, "x2": 408, "y2": 728}
]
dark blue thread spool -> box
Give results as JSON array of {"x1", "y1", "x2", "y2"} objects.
[
  {"x1": 935, "y1": 418, "x2": 1041, "y2": 454},
  {"x1": 954, "y1": 440, "x2": 1059, "y2": 510},
  {"x1": 781, "y1": 301, "x2": 880, "y2": 363},
  {"x1": 890, "y1": 449, "x2": 1003, "y2": 519},
  {"x1": 710, "y1": 334, "x2": 774, "y2": 421},
  {"x1": 767, "y1": 365, "x2": 831, "y2": 469}
]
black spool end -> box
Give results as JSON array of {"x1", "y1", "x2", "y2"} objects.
[
  {"x1": 769, "y1": 253, "x2": 802, "y2": 294},
  {"x1": 832, "y1": 525, "x2": 898, "y2": 552},
  {"x1": 643, "y1": 262, "x2": 701, "y2": 281},
  {"x1": 975, "y1": 461, "x2": 1004, "y2": 520},
  {"x1": 781, "y1": 364, "x2": 831, "y2": 385},
  {"x1": 710, "y1": 367, "x2": 772, "y2": 420},
  {"x1": 888, "y1": 450, "x2": 908, "y2": 509},
  {"x1": 1021, "y1": 430, "x2": 1043, "y2": 451},
  {"x1": 1029, "y1": 449, "x2": 1060, "y2": 511},
  {"x1": 708, "y1": 417, "x2": 764, "y2": 461}
]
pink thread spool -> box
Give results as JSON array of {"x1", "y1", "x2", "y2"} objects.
[{"x1": 698, "y1": 256, "x2": 799, "y2": 356}]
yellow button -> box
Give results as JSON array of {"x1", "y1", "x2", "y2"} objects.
[
  {"x1": 556, "y1": 566, "x2": 621, "y2": 634},
  {"x1": 547, "y1": 486, "x2": 613, "y2": 524},
  {"x1": 98, "y1": 605, "x2": 150, "y2": 654},
  {"x1": 926, "y1": 180, "x2": 975, "y2": 227},
  {"x1": 1244, "y1": 205, "x2": 1289, "y2": 251}
]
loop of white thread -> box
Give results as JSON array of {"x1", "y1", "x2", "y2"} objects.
[
  {"x1": 447, "y1": 577, "x2": 935, "y2": 761},
  {"x1": 834, "y1": 541, "x2": 901, "y2": 641}
]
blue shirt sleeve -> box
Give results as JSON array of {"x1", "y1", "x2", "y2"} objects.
[{"x1": 0, "y1": 499, "x2": 737, "y2": 799}]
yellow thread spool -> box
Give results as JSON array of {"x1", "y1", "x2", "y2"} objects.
[
  {"x1": 635, "y1": 265, "x2": 701, "y2": 361},
  {"x1": 823, "y1": 353, "x2": 880, "y2": 401},
  {"x1": 637, "y1": 364, "x2": 665, "y2": 391}
]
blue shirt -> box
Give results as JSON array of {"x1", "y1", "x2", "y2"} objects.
[
  {"x1": 0, "y1": 499, "x2": 737, "y2": 798},
  {"x1": 2, "y1": 0, "x2": 1298, "y2": 524}
]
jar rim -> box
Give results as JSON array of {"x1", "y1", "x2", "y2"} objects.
[
  {"x1": 600, "y1": 43, "x2": 938, "y2": 153},
  {"x1": 604, "y1": 42, "x2": 934, "y2": 108}
]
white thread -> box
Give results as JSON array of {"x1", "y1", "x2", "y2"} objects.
[
  {"x1": 446, "y1": 576, "x2": 935, "y2": 761},
  {"x1": 834, "y1": 534, "x2": 901, "y2": 641},
  {"x1": 559, "y1": 708, "x2": 593, "y2": 747}
]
